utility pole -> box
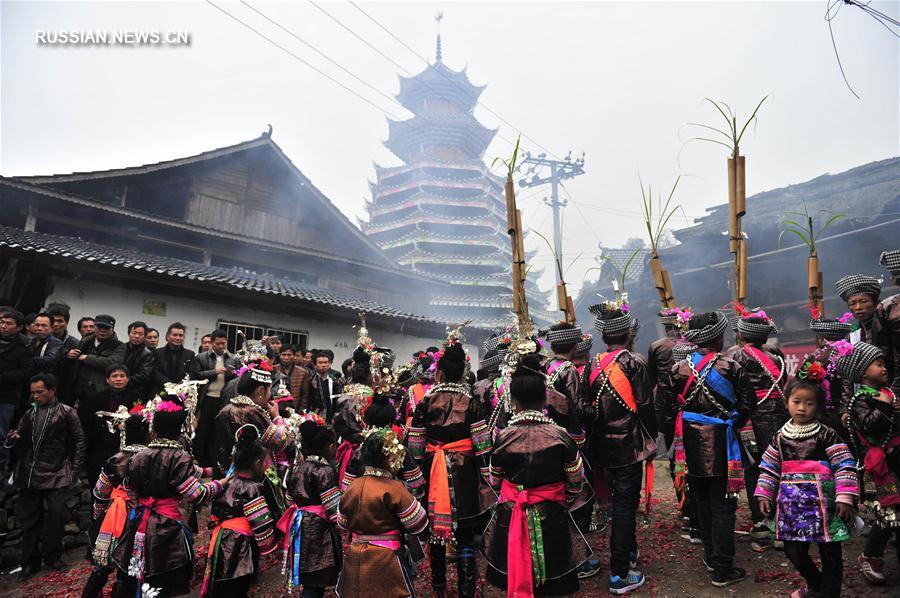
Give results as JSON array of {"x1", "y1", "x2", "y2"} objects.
[{"x1": 517, "y1": 150, "x2": 586, "y2": 286}]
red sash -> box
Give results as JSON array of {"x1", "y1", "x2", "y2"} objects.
[
  {"x1": 862, "y1": 434, "x2": 900, "y2": 508},
  {"x1": 202, "y1": 516, "x2": 251, "y2": 597},
  {"x1": 742, "y1": 345, "x2": 785, "y2": 401},
  {"x1": 426, "y1": 438, "x2": 474, "y2": 542},
  {"x1": 100, "y1": 485, "x2": 130, "y2": 539},
  {"x1": 500, "y1": 480, "x2": 567, "y2": 598},
  {"x1": 335, "y1": 440, "x2": 356, "y2": 487},
  {"x1": 136, "y1": 496, "x2": 181, "y2": 533}
]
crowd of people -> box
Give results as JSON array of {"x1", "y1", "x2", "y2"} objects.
[{"x1": 0, "y1": 248, "x2": 896, "y2": 598}]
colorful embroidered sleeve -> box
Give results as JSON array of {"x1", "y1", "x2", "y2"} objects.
[
  {"x1": 470, "y1": 419, "x2": 492, "y2": 456},
  {"x1": 406, "y1": 426, "x2": 426, "y2": 460},
  {"x1": 341, "y1": 469, "x2": 358, "y2": 491},
  {"x1": 243, "y1": 495, "x2": 277, "y2": 554},
  {"x1": 177, "y1": 475, "x2": 224, "y2": 504},
  {"x1": 401, "y1": 452, "x2": 426, "y2": 498},
  {"x1": 261, "y1": 421, "x2": 291, "y2": 454},
  {"x1": 488, "y1": 462, "x2": 504, "y2": 492},
  {"x1": 754, "y1": 441, "x2": 782, "y2": 501},
  {"x1": 568, "y1": 428, "x2": 586, "y2": 450},
  {"x1": 396, "y1": 494, "x2": 429, "y2": 535},
  {"x1": 826, "y1": 442, "x2": 859, "y2": 504},
  {"x1": 92, "y1": 470, "x2": 114, "y2": 519}
]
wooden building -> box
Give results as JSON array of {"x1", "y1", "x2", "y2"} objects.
[{"x1": 0, "y1": 134, "x2": 483, "y2": 358}]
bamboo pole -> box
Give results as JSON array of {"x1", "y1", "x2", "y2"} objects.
[
  {"x1": 735, "y1": 156, "x2": 746, "y2": 217},
  {"x1": 504, "y1": 173, "x2": 529, "y2": 328},
  {"x1": 728, "y1": 157, "x2": 739, "y2": 254},
  {"x1": 738, "y1": 237, "x2": 748, "y2": 301}
]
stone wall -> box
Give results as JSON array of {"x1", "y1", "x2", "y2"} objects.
[{"x1": 0, "y1": 479, "x2": 93, "y2": 566}]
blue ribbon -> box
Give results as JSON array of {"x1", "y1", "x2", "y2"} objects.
[
  {"x1": 289, "y1": 510, "x2": 304, "y2": 589},
  {"x1": 690, "y1": 352, "x2": 735, "y2": 406},
  {"x1": 682, "y1": 411, "x2": 743, "y2": 471}
]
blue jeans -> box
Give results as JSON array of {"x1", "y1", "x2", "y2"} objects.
[{"x1": 0, "y1": 403, "x2": 16, "y2": 476}]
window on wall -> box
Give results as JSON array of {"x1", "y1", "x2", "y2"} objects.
[{"x1": 216, "y1": 320, "x2": 308, "y2": 354}]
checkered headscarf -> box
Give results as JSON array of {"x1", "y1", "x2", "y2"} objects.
[
  {"x1": 683, "y1": 312, "x2": 729, "y2": 345},
  {"x1": 834, "y1": 274, "x2": 881, "y2": 302},
  {"x1": 809, "y1": 319, "x2": 851, "y2": 341},
  {"x1": 737, "y1": 312, "x2": 776, "y2": 341},
  {"x1": 672, "y1": 339, "x2": 698, "y2": 362},
  {"x1": 479, "y1": 350, "x2": 503, "y2": 371},
  {"x1": 546, "y1": 324, "x2": 584, "y2": 345},
  {"x1": 835, "y1": 342, "x2": 884, "y2": 383},
  {"x1": 575, "y1": 334, "x2": 593, "y2": 355},
  {"x1": 483, "y1": 332, "x2": 501, "y2": 354},
  {"x1": 880, "y1": 250, "x2": 900, "y2": 275},
  {"x1": 589, "y1": 303, "x2": 634, "y2": 336}
]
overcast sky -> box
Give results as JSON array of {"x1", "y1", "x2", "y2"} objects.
[{"x1": 2, "y1": 1, "x2": 897, "y2": 296}]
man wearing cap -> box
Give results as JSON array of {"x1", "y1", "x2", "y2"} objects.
[
  {"x1": 546, "y1": 322, "x2": 588, "y2": 449},
  {"x1": 0, "y1": 307, "x2": 34, "y2": 478},
  {"x1": 663, "y1": 311, "x2": 754, "y2": 587},
  {"x1": 67, "y1": 314, "x2": 125, "y2": 407},
  {"x1": 879, "y1": 249, "x2": 900, "y2": 395},
  {"x1": 582, "y1": 303, "x2": 656, "y2": 594},
  {"x1": 731, "y1": 309, "x2": 789, "y2": 552}
]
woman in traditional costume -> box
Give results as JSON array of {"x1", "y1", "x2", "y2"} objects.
[
  {"x1": 111, "y1": 395, "x2": 230, "y2": 597},
  {"x1": 481, "y1": 351, "x2": 592, "y2": 597},
  {"x1": 83, "y1": 411, "x2": 148, "y2": 598},
  {"x1": 407, "y1": 326, "x2": 493, "y2": 598}
]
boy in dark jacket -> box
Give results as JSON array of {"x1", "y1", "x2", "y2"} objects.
[{"x1": 6, "y1": 373, "x2": 86, "y2": 580}]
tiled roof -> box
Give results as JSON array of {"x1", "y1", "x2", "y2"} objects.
[
  {"x1": 599, "y1": 247, "x2": 652, "y2": 282},
  {"x1": 0, "y1": 225, "x2": 452, "y2": 326}
]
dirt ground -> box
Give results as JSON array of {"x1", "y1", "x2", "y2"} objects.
[{"x1": 1, "y1": 462, "x2": 897, "y2": 597}]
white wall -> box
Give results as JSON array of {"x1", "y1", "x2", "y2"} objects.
[{"x1": 47, "y1": 277, "x2": 477, "y2": 364}]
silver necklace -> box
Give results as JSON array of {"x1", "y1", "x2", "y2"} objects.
[
  {"x1": 781, "y1": 420, "x2": 821, "y2": 440},
  {"x1": 509, "y1": 409, "x2": 555, "y2": 426}
]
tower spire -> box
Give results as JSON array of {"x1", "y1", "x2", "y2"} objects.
[{"x1": 435, "y1": 12, "x2": 443, "y2": 63}]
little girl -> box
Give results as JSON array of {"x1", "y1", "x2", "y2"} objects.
[
  {"x1": 838, "y1": 342, "x2": 900, "y2": 585},
  {"x1": 755, "y1": 369, "x2": 858, "y2": 598},
  {"x1": 201, "y1": 425, "x2": 278, "y2": 597},
  {"x1": 336, "y1": 428, "x2": 429, "y2": 598},
  {"x1": 279, "y1": 418, "x2": 343, "y2": 597}
]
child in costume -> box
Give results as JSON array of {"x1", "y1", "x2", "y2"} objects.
[
  {"x1": 755, "y1": 372, "x2": 858, "y2": 598},
  {"x1": 481, "y1": 352, "x2": 592, "y2": 597},
  {"x1": 83, "y1": 412, "x2": 149, "y2": 598},
  {"x1": 839, "y1": 342, "x2": 900, "y2": 585},
  {"x1": 279, "y1": 418, "x2": 343, "y2": 597},
  {"x1": 110, "y1": 395, "x2": 230, "y2": 597},
  {"x1": 201, "y1": 424, "x2": 278, "y2": 597},
  {"x1": 336, "y1": 428, "x2": 429, "y2": 598}
]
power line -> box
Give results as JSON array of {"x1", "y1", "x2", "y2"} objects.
[
  {"x1": 205, "y1": 1, "x2": 405, "y2": 120},
  {"x1": 345, "y1": 0, "x2": 564, "y2": 160},
  {"x1": 239, "y1": 1, "x2": 409, "y2": 113}
]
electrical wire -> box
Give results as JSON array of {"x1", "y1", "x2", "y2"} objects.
[
  {"x1": 345, "y1": 0, "x2": 565, "y2": 161},
  {"x1": 205, "y1": 1, "x2": 406, "y2": 119},
  {"x1": 238, "y1": 1, "x2": 410, "y2": 113}
]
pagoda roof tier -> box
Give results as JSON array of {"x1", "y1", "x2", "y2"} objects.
[
  {"x1": 385, "y1": 115, "x2": 497, "y2": 163},
  {"x1": 373, "y1": 176, "x2": 499, "y2": 200},
  {"x1": 429, "y1": 295, "x2": 514, "y2": 310},
  {"x1": 424, "y1": 270, "x2": 511, "y2": 285},
  {"x1": 374, "y1": 160, "x2": 504, "y2": 187},
  {"x1": 369, "y1": 189, "x2": 504, "y2": 214},
  {"x1": 396, "y1": 250, "x2": 509, "y2": 269},
  {"x1": 362, "y1": 213, "x2": 500, "y2": 236},
  {"x1": 368, "y1": 199, "x2": 504, "y2": 224},
  {"x1": 397, "y1": 62, "x2": 486, "y2": 114},
  {"x1": 376, "y1": 231, "x2": 512, "y2": 253}
]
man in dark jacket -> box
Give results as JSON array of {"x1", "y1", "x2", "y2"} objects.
[
  {"x1": 663, "y1": 312, "x2": 753, "y2": 588},
  {"x1": 189, "y1": 329, "x2": 239, "y2": 468},
  {"x1": 46, "y1": 304, "x2": 79, "y2": 404},
  {"x1": 153, "y1": 322, "x2": 195, "y2": 387},
  {"x1": 67, "y1": 314, "x2": 126, "y2": 406},
  {"x1": 121, "y1": 321, "x2": 155, "y2": 401},
  {"x1": 582, "y1": 304, "x2": 656, "y2": 593},
  {"x1": 28, "y1": 312, "x2": 64, "y2": 374},
  {"x1": 7, "y1": 373, "x2": 85, "y2": 579},
  {"x1": 0, "y1": 307, "x2": 34, "y2": 477},
  {"x1": 81, "y1": 364, "x2": 142, "y2": 485}
]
